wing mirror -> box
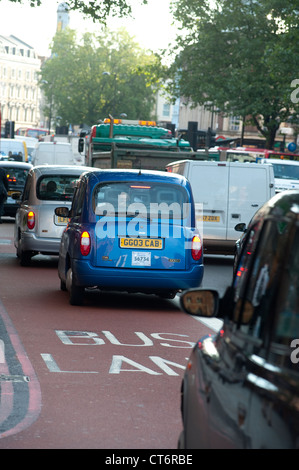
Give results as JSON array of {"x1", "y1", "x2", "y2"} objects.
[
  {"x1": 180, "y1": 289, "x2": 219, "y2": 317},
  {"x1": 235, "y1": 222, "x2": 247, "y2": 232},
  {"x1": 55, "y1": 207, "x2": 70, "y2": 218}
]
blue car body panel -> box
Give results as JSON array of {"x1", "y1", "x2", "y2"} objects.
[{"x1": 58, "y1": 169, "x2": 204, "y2": 298}]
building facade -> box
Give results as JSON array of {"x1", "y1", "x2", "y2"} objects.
[{"x1": 0, "y1": 35, "x2": 42, "y2": 132}]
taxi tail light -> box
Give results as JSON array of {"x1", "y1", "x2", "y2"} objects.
[
  {"x1": 191, "y1": 235, "x2": 202, "y2": 260},
  {"x1": 27, "y1": 211, "x2": 35, "y2": 230},
  {"x1": 80, "y1": 231, "x2": 91, "y2": 256}
]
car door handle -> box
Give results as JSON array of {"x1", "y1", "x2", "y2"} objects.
[{"x1": 251, "y1": 204, "x2": 259, "y2": 207}]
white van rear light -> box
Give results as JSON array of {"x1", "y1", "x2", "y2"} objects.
[
  {"x1": 191, "y1": 235, "x2": 202, "y2": 260},
  {"x1": 80, "y1": 231, "x2": 91, "y2": 256}
]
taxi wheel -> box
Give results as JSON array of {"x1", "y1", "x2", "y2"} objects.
[
  {"x1": 66, "y1": 267, "x2": 84, "y2": 306},
  {"x1": 17, "y1": 235, "x2": 31, "y2": 266},
  {"x1": 20, "y1": 251, "x2": 32, "y2": 267}
]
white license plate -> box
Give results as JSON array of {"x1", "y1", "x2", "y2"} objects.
[
  {"x1": 6, "y1": 197, "x2": 15, "y2": 204},
  {"x1": 132, "y1": 251, "x2": 151, "y2": 266}
]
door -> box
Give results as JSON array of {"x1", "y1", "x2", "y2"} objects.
[
  {"x1": 94, "y1": 180, "x2": 190, "y2": 270},
  {"x1": 191, "y1": 162, "x2": 229, "y2": 242},
  {"x1": 227, "y1": 164, "x2": 270, "y2": 241}
]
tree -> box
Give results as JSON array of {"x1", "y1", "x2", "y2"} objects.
[
  {"x1": 5, "y1": 0, "x2": 148, "y2": 22},
  {"x1": 166, "y1": 0, "x2": 299, "y2": 149},
  {"x1": 40, "y1": 27, "x2": 161, "y2": 127}
]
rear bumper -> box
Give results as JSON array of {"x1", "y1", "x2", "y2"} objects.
[
  {"x1": 71, "y1": 259, "x2": 204, "y2": 292},
  {"x1": 19, "y1": 231, "x2": 61, "y2": 255}
]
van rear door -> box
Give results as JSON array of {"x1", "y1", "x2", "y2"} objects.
[
  {"x1": 189, "y1": 161, "x2": 229, "y2": 243},
  {"x1": 226, "y1": 163, "x2": 273, "y2": 241}
]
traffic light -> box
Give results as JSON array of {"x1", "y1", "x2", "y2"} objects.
[
  {"x1": 206, "y1": 127, "x2": 216, "y2": 148},
  {"x1": 4, "y1": 120, "x2": 15, "y2": 138},
  {"x1": 187, "y1": 121, "x2": 198, "y2": 150}
]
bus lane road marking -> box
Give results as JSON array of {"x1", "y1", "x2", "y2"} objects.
[{"x1": 41, "y1": 329, "x2": 196, "y2": 376}]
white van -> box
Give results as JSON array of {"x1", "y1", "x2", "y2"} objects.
[
  {"x1": 0, "y1": 138, "x2": 28, "y2": 162},
  {"x1": 258, "y1": 158, "x2": 299, "y2": 193},
  {"x1": 15, "y1": 135, "x2": 38, "y2": 161},
  {"x1": 32, "y1": 142, "x2": 75, "y2": 166},
  {"x1": 166, "y1": 160, "x2": 275, "y2": 254}
]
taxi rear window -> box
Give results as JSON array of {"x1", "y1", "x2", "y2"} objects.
[
  {"x1": 37, "y1": 175, "x2": 80, "y2": 201},
  {"x1": 93, "y1": 181, "x2": 189, "y2": 219}
]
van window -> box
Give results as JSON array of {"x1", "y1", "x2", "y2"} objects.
[
  {"x1": 272, "y1": 163, "x2": 299, "y2": 180},
  {"x1": 37, "y1": 175, "x2": 80, "y2": 201},
  {"x1": 93, "y1": 181, "x2": 189, "y2": 220}
]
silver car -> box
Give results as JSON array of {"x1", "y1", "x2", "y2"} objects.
[{"x1": 14, "y1": 165, "x2": 92, "y2": 266}]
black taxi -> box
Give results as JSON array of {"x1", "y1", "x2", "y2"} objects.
[{"x1": 179, "y1": 190, "x2": 299, "y2": 449}]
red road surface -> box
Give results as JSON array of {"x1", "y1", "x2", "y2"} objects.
[{"x1": 0, "y1": 219, "x2": 215, "y2": 449}]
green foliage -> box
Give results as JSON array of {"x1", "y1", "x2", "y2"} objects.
[
  {"x1": 40, "y1": 27, "x2": 162, "y2": 127},
  {"x1": 6, "y1": 0, "x2": 148, "y2": 22},
  {"x1": 167, "y1": 0, "x2": 299, "y2": 148}
]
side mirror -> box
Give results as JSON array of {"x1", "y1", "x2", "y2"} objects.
[
  {"x1": 78, "y1": 137, "x2": 84, "y2": 153},
  {"x1": 235, "y1": 222, "x2": 247, "y2": 232},
  {"x1": 55, "y1": 207, "x2": 69, "y2": 218},
  {"x1": 180, "y1": 289, "x2": 219, "y2": 317},
  {"x1": 11, "y1": 191, "x2": 22, "y2": 200}
]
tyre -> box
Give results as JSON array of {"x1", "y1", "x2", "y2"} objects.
[
  {"x1": 17, "y1": 236, "x2": 32, "y2": 266},
  {"x1": 20, "y1": 250, "x2": 32, "y2": 266},
  {"x1": 66, "y1": 267, "x2": 84, "y2": 306}
]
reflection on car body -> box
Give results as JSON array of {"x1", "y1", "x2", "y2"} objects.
[
  {"x1": 56, "y1": 169, "x2": 204, "y2": 305},
  {"x1": 0, "y1": 161, "x2": 32, "y2": 217},
  {"x1": 179, "y1": 190, "x2": 299, "y2": 449},
  {"x1": 14, "y1": 164, "x2": 91, "y2": 266}
]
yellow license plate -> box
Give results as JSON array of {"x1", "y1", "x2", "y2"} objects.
[
  {"x1": 198, "y1": 215, "x2": 220, "y2": 222},
  {"x1": 57, "y1": 216, "x2": 68, "y2": 224},
  {"x1": 120, "y1": 237, "x2": 163, "y2": 249}
]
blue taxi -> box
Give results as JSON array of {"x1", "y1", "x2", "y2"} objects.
[{"x1": 56, "y1": 169, "x2": 204, "y2": 305}]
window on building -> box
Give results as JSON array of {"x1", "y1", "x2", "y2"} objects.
[
  {"x1": 229, "y1": 116, "x2": 240, "y2": 131},
  {"x1": 163, "y1": 103, "x2": 170, "y2": 117}
]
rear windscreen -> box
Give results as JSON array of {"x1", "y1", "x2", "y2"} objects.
[
  {"x1": 2, "y1": 166, "x2": 30, "y2": 187},
  {"x1": 37, "y1": 175, "x2": 81, "y2": 201},
  {"x1": 93, "y1": 181, "x2": 189, "y2": 219}
]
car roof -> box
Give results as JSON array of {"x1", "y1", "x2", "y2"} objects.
[
  {"x1": 31, "y1": 164, "x2": 92, "y2": 176},
  {"x1": 0, "y1": 161, "x2": 33, "y2": 169},
  {"x1": 252, "y1": 190, "x2": 299, "y2": 224},
  {"x1": 266, "y1": 159, "x2": 299, "y2": 165},
  {"x1": 81, "y1": 168, "x2": 188, "y2": 186}
]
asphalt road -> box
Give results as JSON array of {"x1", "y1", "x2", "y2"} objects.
[{"x1": 0, "y1": 218, "x2": 232, "y2": 450}]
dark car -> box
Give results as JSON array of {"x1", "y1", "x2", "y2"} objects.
[
  {"x1": 56, "y1": 169, "x2": 204, "y2": 305},
  {"x1": 178, "y1": 190, "x2": 299, "y2": 449},
  {"x1": 0, "y1": 161, "x2": 33, "y2": 217}
]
